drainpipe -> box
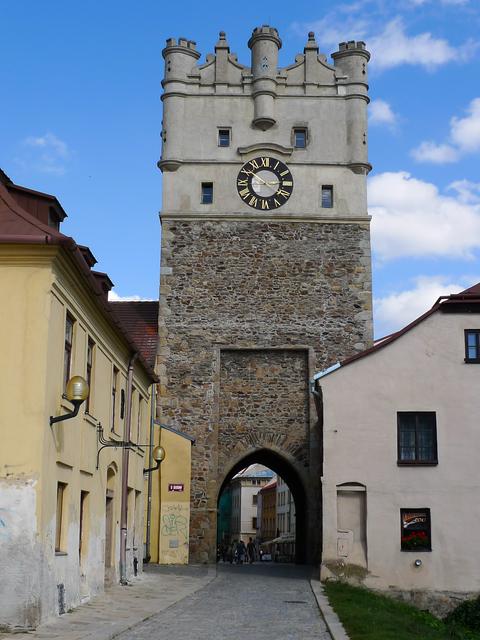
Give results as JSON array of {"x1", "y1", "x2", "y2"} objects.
[
  {"x1": 144, "y1": 382, "x2": 156, "y2": 563},
  {"x1": 120, "y1": 352, "x2": 138, "y2": 585}
]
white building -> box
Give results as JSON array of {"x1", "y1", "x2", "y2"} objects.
[
  {"x1": 276, "y1": 476, "x2": 295, "y2": 538},
  {"x1": 229, "y1": 465, "x2": 274, "y2": 542},
  {"x1": 317, "y1": 284, "x2": 480, "y2": 614}
]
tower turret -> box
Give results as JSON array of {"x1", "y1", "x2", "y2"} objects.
[
  {"x1": 160, "y1": 37, "x2": 201, "y2": 171},
  {"x1": 332, "y1": 41, "x2": 370, "y2": 171},
  {"x1": 248, "y1": 25, "x2": 282, "y2": 130}
]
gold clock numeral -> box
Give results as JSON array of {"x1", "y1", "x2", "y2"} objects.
[
  {"x1": 239, "y1": 187, "x2": 250, "y2": 199},
  {"x1": 273, "y1": 161, "x2": 279, "y2": 170},
  {"x1": 249, "y1": 159, "x2": 259, "y2": 169},
  {"x1": 277, "y1": 189, "x2": 290, "y2": 198},
  {"x1": 261, "y1": 200, "x2": 270, "y2": 210},
  {"x1": 237, "y1": 179, "x2": 248, "y2": 187},
  {"x1": 249, "y1": 195, "x2": 258, "y2": 207},
  {"x1": 260, "y1": 157, "x2": 270, "y2": 167},
  {"x1": 282, "y1": 181, "x2": 293, "y2": 187},
  {"x1": 279, "y1": 170, "x2": 289, "y2": 177},
  {"x1": 274, "y1": 198, "x2": 281, "y2": 207}
]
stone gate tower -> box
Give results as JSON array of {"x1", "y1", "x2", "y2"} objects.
[{"x1": 157, "y1": 26, "x2": 373, "y2": 563}]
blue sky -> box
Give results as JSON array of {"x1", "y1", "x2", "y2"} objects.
[{"x1": 1, "y1": 0, "x2": 479, "y2": 337}]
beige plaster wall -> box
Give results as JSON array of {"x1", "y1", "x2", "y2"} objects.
[{"x1": 320, "y1": 310, "x2": 480, "y2": 595}]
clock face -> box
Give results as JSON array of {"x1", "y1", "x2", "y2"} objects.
[{"x1": 236, "y1": 156, "x2": 293, "y2": 210}]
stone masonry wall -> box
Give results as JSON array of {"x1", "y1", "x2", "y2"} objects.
[
  {"x1": 157, "y1": 219, "x2": 372, "y2": 562},
  {"x1": 219, "y1": 349, "x2": 310, "y2": 474}
]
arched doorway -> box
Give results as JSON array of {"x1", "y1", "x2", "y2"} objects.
[{"x1": 217, "y1": 449, "x2": 308, "y2": 564}]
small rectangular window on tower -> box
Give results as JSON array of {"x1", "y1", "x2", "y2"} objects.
[
  {"x1": 293, "y1": 128, "x2": 307, "y2": 148},
  {"x1": 201, "y1": 182, "x2": 213, "y2": 204},
  {"x1": 321, "y1": 185, "x2": 333, "y2": 208},
  {"x1": 218, "y1": 128, "x2": 231, "y2": 147}
]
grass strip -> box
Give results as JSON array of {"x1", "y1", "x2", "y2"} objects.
[{"x1": 323, "y1": 581, "x2": 480, "y2": 640}]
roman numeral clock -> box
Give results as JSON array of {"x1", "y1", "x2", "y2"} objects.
[{"x1": 236, "y1": 156, "x2": 293, "y2": 210}]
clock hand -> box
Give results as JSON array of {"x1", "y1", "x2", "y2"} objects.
[{"x1": 251, "y1": 173, "x2": 269, "y2": 186}]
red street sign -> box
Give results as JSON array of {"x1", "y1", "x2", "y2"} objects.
[{"x1": 168, "y1": 483, "x2": 184, "y2": 492}]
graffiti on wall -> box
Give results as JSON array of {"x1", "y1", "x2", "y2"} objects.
[{"x1": 159, "y1": 502, "x2": 189, "y2": 564}]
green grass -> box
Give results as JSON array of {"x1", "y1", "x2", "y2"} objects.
[{"x1": 323, "y1": 581, "x2": 480, "y2": 640}]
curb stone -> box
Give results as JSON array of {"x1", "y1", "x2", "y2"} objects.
[{"x1": 310, "y1": 579, "x2": 350, "y2": 640}]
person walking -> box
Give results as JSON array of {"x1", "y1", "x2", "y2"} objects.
[
  {"x1": 236, "y1": 539, "x2": 246, "y2": 564},
  {"x1": 246, "y1": 537, "x2": 255, "y2": 564}
]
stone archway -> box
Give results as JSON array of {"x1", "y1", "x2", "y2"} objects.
[
  {"x1": 181, "y1": 345, "x2": 322, "y2": 565},
  {"x1": 217, "y1": 448, "x2": 309, "y2": 564}
]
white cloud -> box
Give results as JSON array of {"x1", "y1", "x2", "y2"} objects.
[
  {"x1": 369, "y1": 18, "x2": 468, "y2": 71},
  {"x1": 369, "y1": 171, "x2": 480, "y2": 260},
  {"x1": 369, "y1": 99, "x2": 397, "y2": 126},
  {"x1": 291, "y1": 15, "x2": 369, "y2": 49},
  {"x1": 412, "y1": 97, "x2": 480, "y2": 163},
  {"x1": 374, "y1": 276, "x2": 470, "y2": 336},
  {"x1": 292, "y1": 13, "x2": 476, "y2": 71},
  {"x1": 450, "y1": 97, "x2": 480, "y2": 152},
  {"x1": 108, "y1": 291, "x2": 155, "y2": 302},
  {"x1": 21, "y1": 132, "x2": 70, "y2": 175},
  {"x1": 447, "y1": 179, "x2": 480, "y2": 204},
  {"x1": 411, "y1": 141, "x2": 458, "y2": 163}
]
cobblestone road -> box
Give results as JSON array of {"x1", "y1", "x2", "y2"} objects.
[{"x1": 117, "y1": 563, "x2": 331, "y2": 640}]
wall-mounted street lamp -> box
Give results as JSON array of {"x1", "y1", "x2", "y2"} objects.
[
  {"x1": 95, "y1": 423, "x2": 165, "y2": 473},
  {"x1": 143, "y1": 445, "x2": 166, "y2": 473},
  {"x1": 50, "y1": 376, "x2": 89, "y2": 426}
]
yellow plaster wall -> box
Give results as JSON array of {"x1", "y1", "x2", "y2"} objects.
[
  {"x1": 0, "y1": 252, "x2": 54, "y2": 478},
  {"x1": 0, "y1": 245, "x2": 154, "y2": 629},
  {"x1": 149, "y1": 426, "x2": 192, "y2": 564}
]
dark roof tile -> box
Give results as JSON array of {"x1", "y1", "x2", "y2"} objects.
[{"x1": 109, "y1": 301, "x2": 159, "y2": 370}]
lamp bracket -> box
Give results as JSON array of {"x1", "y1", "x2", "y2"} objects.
[{"x1": 95, "y1": 424, "x2": 157, "y2": 469}]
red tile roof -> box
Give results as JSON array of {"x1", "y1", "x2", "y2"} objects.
[
  {"x1": 0, "y1": 176, "x2": 157, "y2": 382},
  {"x1": 109, "y1": 301, "x2": 159, "y2": 370},
  {"x1": 319, "y1": 283, "x2": 480, "y2": 376}
]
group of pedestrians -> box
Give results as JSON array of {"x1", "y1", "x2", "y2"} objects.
[{"x1": 218, "y1": 537, "x2": 256, "y2": 564}]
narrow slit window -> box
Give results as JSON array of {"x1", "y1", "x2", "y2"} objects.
[
  {"x1": 111, "y1": 366, "x2": 119, "y2": 431},
  {"x1": 321, "y1": 185, "x2": 333, "y2": 208},
  {"x1": 86, "y1": 339, "x2": 94, "y2": 413},
  {"x1": 465, "y1": 330, "x2": 480, "y2": 363},
  {"x1": 218, "y1": 129, "x2": 231, "y2": 147},
  {"x1": 64, "y1": 314, "x2": 74, "y2": 391},
  {"x1": 55, "y1": 482, "x2": 67, "y2": 552},
  {"x1": 201, "y1": 182, "x2": 213, "y2": 204},
  {"x1": 294, "y1": 128, "x2": 307, "y2": 148}
]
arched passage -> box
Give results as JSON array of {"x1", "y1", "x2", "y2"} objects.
[{"x1": 217, "y1": 448, "x2": 308, "y2": 564}]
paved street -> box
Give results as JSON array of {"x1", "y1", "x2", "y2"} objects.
[{"x1": 118, "y1": 562, "x2": 331, "y2": 640}]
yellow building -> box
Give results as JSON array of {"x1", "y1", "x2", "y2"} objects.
[
  {"x1": 147, "y1": 422, "x2": 194, "y2": 564},
  {"x1": 0, "y1": 172, "x2": 157, "y2": 631}
]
